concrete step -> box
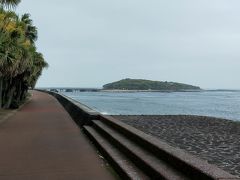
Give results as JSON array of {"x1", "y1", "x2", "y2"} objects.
[
  {"x1": 98, "y1": 115, "x2": 238, "y2": 180},
  {"x1": 83, "y1": 125, "x2": 149, "y2": 180},
  {"x1": 92, "y1": 120, "x2": 188, "y2": 180}
]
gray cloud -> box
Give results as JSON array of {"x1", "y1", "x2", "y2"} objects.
[{"x1": 17, "y1": 0, "x2": 240, "y2": 89}]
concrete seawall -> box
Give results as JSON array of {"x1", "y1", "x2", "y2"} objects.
[
  {"x1": 46, "y1": 91, "x2": 100, "y2": 126},
  {"x1": 42, "y1": 90, "x2": 239, "y2": 179}
]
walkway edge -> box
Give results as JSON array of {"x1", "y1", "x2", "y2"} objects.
[{"x1": 0, "y1": 95, "x2": 32, "y2": 125}]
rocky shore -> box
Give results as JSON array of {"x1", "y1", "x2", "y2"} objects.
[{"x1": 113, "y1": 115, "x2": 240, "y2": 177}]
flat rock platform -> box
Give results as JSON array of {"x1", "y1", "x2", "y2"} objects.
[{"x1": 0, "y1": 91, "x2": 115, "y2": 180}]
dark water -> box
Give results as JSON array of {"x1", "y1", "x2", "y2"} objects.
[{"x1": 63, "y1": 91, "x2": 240, "y2": 121}]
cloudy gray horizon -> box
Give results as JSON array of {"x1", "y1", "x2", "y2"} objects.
[{"x1": 17, "y1": 0, "x2": 240, "y2": 89}]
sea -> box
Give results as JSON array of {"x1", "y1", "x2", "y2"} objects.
[{"x1": 63, "y1": 90, "x2": 240, "y2": 121}]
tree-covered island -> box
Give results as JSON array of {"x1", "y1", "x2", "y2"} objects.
[{"x1": 103, "y1": 78, "x2": 201, "y2": 91}]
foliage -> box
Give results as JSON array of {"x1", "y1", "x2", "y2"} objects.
[
  {"x1": 103, "y1": 78, "x2": 201, "y2": 91},
  {"x1": 0, "y1": 1, "x2": 48, "y2": 109},
  {"x1": 0, "y1": 0, "x2": 21, "y2": 8}
]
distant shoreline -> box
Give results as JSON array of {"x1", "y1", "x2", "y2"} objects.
[{"x1": 38, "y1": 88, "x2": 240, "y2": 93}]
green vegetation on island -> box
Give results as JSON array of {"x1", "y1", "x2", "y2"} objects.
[
  {"x1": 0, "y1": 0, "x2": 48, "y2": 109},
  {"x1": 103, "y1": 78, "x2": 201, "y2": 91}
]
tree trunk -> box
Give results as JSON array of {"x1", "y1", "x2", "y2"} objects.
[
  {"x1": 0, "y1": 77, "x2": 3, "y2": 109},
  {"x1": 3, "y1": 86, "x2": 16, "y2": 109},
  {"x1": 15, "y1": 80, "x2": 22, "y2": 104}
]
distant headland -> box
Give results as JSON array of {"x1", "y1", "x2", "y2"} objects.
[{"x1": 102, "y1": 78, "x2": 201, "y2": 91}]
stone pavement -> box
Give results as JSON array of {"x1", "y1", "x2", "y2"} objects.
[{"x1": 0, "y1": 91, "x2": 115, "y2": 180}]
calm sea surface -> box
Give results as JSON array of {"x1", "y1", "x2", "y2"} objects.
[{"x1": 63, "y1": 91, "x2": 240, "y2": 121}]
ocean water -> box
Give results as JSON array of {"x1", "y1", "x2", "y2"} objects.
[{"x1": 63, "y1": 91, "x2": 240, "y2": 121}]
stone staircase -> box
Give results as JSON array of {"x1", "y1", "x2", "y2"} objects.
[{"x1": 83, "y1": 115, "x2": 236, "y2": 180}]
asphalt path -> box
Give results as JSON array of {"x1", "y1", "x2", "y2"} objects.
[{"x1": 0, "y1": 91, "x2": 115, "y2": 180}]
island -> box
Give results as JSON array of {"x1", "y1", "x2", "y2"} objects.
[{"x1": 103, "y1": 78, "x2": 201, "y2": 91}]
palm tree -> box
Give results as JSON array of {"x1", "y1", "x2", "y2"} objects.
[
  {"x1": 21, "y1": 14, "x2": 38, "y2": 43},
  {"x1": 0, "y1": 10, "x2": 26, "y2": 108},
  {"x1": 0, "y1": 0, "x2": 21, "y2": 7},
  {"x1": 0, "y1": 9, "x2": 19, "y2": 108},
  {"x1": 0, "y1": 1, "x2": 47, "y2": 109}
]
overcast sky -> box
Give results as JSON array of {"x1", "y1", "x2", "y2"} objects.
[{"x1": 16, "y1": 0, "x2": 240, "y2": 89}]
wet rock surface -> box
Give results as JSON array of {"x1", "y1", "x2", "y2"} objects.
[{"x1": 113, "y1": 115, "x2": 240, "y2": 177}]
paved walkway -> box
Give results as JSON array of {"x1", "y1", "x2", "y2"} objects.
[{"x1": 0, "y1": 91, "x2": 115, "y2": 180}]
